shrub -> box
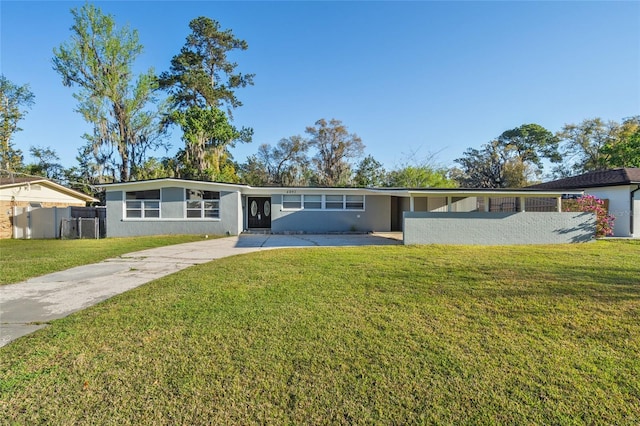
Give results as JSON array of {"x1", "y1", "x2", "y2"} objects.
[{"x1": 565, "y1": 194, "x2": 615, "y2": 238}]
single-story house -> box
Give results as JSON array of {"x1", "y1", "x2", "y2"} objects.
[
  {"x1": 532, "y1": 168, "x2": 640, "y2": 238},
  {"x1": 103, "y1": 178, "x2": 593, "y2": 245},
  {"x1": 0, "y1": 177, "x2": 98, "y2": 239}
]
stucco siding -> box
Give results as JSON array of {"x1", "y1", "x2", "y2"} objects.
[
  {"x1": 161, "y1": 187, "x2": 185, "y2": 218},
  {"x1": 270, "y1": 194, "x2": 391, "y2": 233},
  {"x1": 105, "y1": 189, "x2": 241, "y2": 237},
  {"x1": 634, "y1": 189, "x2": 639, "y2": 238},
  {"x1": 403, "y1": 211, "x2": 596, "y2": 245},
  {"x1": 584, "y1": 185, "x2": 632, "y2": 237}
]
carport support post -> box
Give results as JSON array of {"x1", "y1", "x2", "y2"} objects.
[
  {"x1": 557, "y1": 196, "x2": 562, "y2": 213},
  {"x1": 483, "y1": 196, "x2": 490, "y2": 212},
  {"x1": 410, "y1": 196, "x2": 415, "y2": 212},
  {"x1": 447, "y1": 196, "x2": 452, "y2": 212},
  {"x1": 520, "y1": 196, "x2": 526, "y2": 212}
]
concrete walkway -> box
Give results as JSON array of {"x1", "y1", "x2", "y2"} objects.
[{"x1": 0, "y1": 233, "x2": 400, "y2": 347}]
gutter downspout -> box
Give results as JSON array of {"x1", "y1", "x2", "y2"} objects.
[{"x1": 631, "y1": 185, "x2": 640, "y2": 237}]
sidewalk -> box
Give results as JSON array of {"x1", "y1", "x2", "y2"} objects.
[{"x1": 0, "y1": 234, "x2": 400, "y2": 347}]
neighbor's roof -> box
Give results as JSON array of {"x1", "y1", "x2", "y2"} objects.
[
  {"x1": 0, "y1": 176, "x2": 98, "y2": 202},
  {"x1": 531, "y1": 168, "x2": 640, "y2": 190}
]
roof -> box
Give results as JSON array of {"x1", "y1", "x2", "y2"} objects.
[
  {"x1": 0, "y1": 176, "x2": 99, "y2": 202},
  {"x1": 103, "y1": 178, "x2": 582, "y2": 198},
  {"x1": 0, "y1": 176, "x2": 43, "y2": 186},
  {"x1": 531, "y1": 168, "x2": 640, "y2": 190}
]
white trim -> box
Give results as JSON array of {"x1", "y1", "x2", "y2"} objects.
[
  {"x1": 183, "y1": 188, "x2": 220, "y2": 219},
  {"x1": 103, "y1": 177, "x2": 583, "y2": 199},
  {"x1": 123, "y1": 189, "x2": 162, "y2": 219},
  {"x1": 121, "y1": 218, "x2": 222, "y2": 222}
]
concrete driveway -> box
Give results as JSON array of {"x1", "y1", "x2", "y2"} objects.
[{"x1": 0, "y1": 233, "x2": 400, "y2": 347}]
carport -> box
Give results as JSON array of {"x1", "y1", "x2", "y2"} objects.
[{"x1": 395, "y1": 188, "x2": 594, "y2": 245}]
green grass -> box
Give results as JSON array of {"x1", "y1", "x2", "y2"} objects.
[
  {"x1": 0, "y1": 235, "x2": 209, "y2": 285},
  {"x1": 1, "y1": 241, "x2": 639, "y2": 424}
]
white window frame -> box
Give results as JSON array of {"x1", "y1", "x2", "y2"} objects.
[
  {"x1": 185, "y1": 189, "x2": 220, "y2": 219},
  {"x1": 303, "y1": 194, "x2": 323, "y2": 209},
  {"x1": 282, "y1": 194, "x2": 302, "y2": 210},
  {"x1": 325, "y1": 194, "x2": 345, "y2": 210},
  {"x1": 281, "y1": 194, "x2": 365, "y2": 211},
  {"x1": 345, "y1": 195, "x2": 365, "y2": 210},
  {"x1": 124, "y1": 189, "x2": 161, "y2": 219}
]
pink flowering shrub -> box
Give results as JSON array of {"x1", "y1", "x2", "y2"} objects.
[{"x1": 565, "y1": 195, "x2": 615, "y2": 238}]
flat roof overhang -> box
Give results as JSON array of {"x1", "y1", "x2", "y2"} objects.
[
  {"x1": 101, "y1": 178, "x2": 585, "y2": 199},
  {"x1": 369, "y1": 188, "x2": 584, "y2": 198}
]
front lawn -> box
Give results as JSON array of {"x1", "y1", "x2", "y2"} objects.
[
  {"x1": 1, "y1": 241, "x2": 639, "y2": 424},
  {"x1": 0, "y1": 235, "x2": 208, "y2": 285}
]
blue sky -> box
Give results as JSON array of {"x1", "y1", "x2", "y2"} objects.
[{"x1": 2, "y1": 1, "x2": 639, "y2": 174}]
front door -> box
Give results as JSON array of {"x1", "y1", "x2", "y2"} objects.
[{"x1": 247, "y1": 197, "x2": 271, "y2": 229}]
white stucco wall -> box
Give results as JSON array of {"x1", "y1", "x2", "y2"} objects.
[{"x1": 583, "y1": 185, "x2": 635, "y2": 237}]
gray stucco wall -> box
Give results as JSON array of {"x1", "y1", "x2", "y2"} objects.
[
  {"x1": 269, "y1": 194, "x2": 391, "y2": 233},
  {"x1": 106, "y1": 189, "x2": 241, "y2": 237},
  {"x1": 403, "y1": 211, "x2": 596, "y2": 245}
]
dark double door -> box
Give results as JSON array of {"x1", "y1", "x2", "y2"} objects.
[{"x1": 247, "y1": 197, "x2": 271, "y2": 229}]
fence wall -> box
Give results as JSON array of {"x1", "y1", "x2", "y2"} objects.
[
  {"x1": 403, "y1": 211, "x2": 596, "y2": 245},
  {"x1": 11, "y1": 206, "x2": 106, "y2": 239}
]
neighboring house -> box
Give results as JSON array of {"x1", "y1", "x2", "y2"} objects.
[
  {"x1": 104, "y1": 178, "x2": 590, "y2": 245},
  {"x1": 0, "y1": 177, "x2": 98, "y2": 239},
  {"x1": 532, "y1": 168, "x2": 640, "y2": 238}
]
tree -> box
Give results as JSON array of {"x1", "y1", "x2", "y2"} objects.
[
  {"x1": 24, "y1": 146, "x2": 64, "y2": 180},
  {"x1": 52, "y1": 3, "x2": 167, "y2": 182},
  {"x1": 455, "y1": 124, "x2": 560, "y2": 188},
  {"x1": 599, "y1": 116, "x2": 640, "y2": 168},
  {"x1": 454, "y1": 141, "x2": 514, "y2": 188},
  {"x1": 62, "y1": 144, "x2": 110, "y2": 197},
  {"x1": 159, "y1": 17, "x2": 254, "y2": 112},
  {"x1": 169, "y1": 106, "x2": 251, "y2": 180},
  {"x1": 354, "y1": 155, "x2": 387, "y2": 187},
  {"x1": 0, "y1": 75, "x2": 34, "y2": 175},
  {"x1": 555, "y1": 118, "x2": 621, "y2": 175},
  {"x1": 239, "y1": 136, "x2": 311, "y2": 186},
  {"x1": 387, "y1": 165, "x2": 456, "y2": 188},
  {"x1": 159, "y1": 17, "x2": 253, "y2": 180},
  {"x1": 306, "y1": 118, "x2": 365, "y2": 186},
  {"x1": 497, "y1": 123, "x2": 561, "y2": 172}
]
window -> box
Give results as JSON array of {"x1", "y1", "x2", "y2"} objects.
[
  {"x1": 304, "y1": 195, "x2": 322, "y2": 209},
  {"x1": 346, "y1": 195, "x2": 364, "y2": 210},
  {"x1": 325, "y1": 195, "x2": 344, "y2": 209},
  {"x1": 281, "y1": 194, "x2": 365, "y2": 211},
  {"x1": 283, "y1": 195, "x2": 302, "y2": 209},
  {"x1": 186, "y1": 189, "x2": 220, "y2": 219},
  {"x1": 126, "y1": 190, "x2": 160, "y2": 218}
]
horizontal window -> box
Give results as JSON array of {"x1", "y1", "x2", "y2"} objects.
[
  {"x1": 281, "y1": 194, "x2": 365, "y2": 211},
  {"x1": 304, "y1": 195, "x2": 322, "y2": 209},
  {"x1": 125, "y1": 190, "x2": 160, "y2": 219},
  {"x1": 283, "y1": 195, "x2": 302, "y2": 209},
  {"x1": 346, "y1": 195, "x2": 364, "y2": 210},
  {"x1": 126, "y1": 190, "x2": 160, "y2": 200},
  {"x1": 186, "y1": 189, "x2": 220, "y2": 219},
  {"x1": 325, "y1": 195, "x2": 344, "y2": 210}
]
